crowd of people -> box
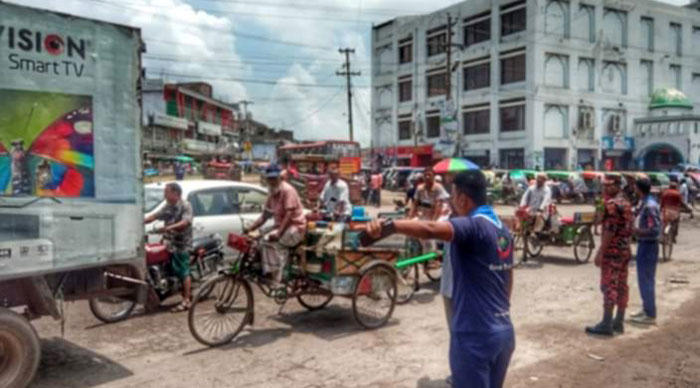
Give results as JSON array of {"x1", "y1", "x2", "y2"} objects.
[{"x1": 147, "y1": 162, "x2": 694, "y2": 388}]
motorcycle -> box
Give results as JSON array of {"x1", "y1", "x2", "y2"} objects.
[{"x1": 89, "y1": 233, "x2": 225, "y2": 323}]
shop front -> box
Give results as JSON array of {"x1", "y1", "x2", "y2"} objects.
[
  {"x1": 601, "y1": 136, "x2": 634, "y2": 171},
  {"x1": 377, "y1": 144, "x2": 434, "y2": 167}
]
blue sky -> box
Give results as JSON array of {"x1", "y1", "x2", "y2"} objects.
[{"x1": 10, "y1": 0, "x2": 693, "y2": 146}]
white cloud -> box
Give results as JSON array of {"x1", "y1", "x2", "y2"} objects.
[{"x1": 9, "y1": 0, "x2": 249, "y2": 103}]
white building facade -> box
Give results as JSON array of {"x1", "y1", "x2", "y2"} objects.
[{"x1": 370, "y1": 0, "x2": 700, "y2": 170}]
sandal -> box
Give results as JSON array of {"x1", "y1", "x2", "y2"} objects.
[{"x1": 171, "y1": 301, "x2": 190, "y2": 313}]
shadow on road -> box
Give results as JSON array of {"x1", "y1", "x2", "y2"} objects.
[
  {"x1": 183, "y1": 327, "x2": 293, "y2": 356},
  {"x1": 416, "y1": 376, "x2": 449, "y2": 388},
  {"x1": 270, "y1": 305, "x2": 400, "y2": 342},
  {"x1": 31, "y1": 337, "x2": 132, "y2": 388}
]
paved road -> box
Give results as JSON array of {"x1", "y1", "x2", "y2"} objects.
[{"x1": 30, "y1": 198, "x2": 700, "y2": 388}]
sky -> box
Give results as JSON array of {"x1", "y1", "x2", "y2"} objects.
[{"x1": 9, "y1": 0, "x2": 693, "y2": 147}]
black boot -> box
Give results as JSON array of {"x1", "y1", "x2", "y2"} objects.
[
  {"x1": 612, "y1": 308, "x2": 625, "y2": 334},
  {"x1": 586, "y1": 307, "x2": 614, "y2": 336}
]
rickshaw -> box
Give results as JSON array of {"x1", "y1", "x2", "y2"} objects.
[
  {"x1": 187, "y1": 222, "x2": 406, "y2": 346},
  {"x1": 513, "y1": 206, "x2": 596, "y2": 264},
  {"x1": 647, "y1": 172, "x2": 671, "y2": 196},
  {"x1": 546, "y1": 171, "x2": 586, "y2": 203},
  {"x1": 204, "y1": 159, "x2": 242, "y2": 181},
  {"x1": 488, "y1": 170, "x2": 529, "y2": 205}
]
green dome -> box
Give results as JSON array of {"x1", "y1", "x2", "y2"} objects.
[{"x1": 649, "y1": 88, "x2": 693, "y2": 109}]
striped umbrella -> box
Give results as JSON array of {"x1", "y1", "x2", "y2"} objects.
[{"x1": 432, "y1": 158, "x2": 479, "y2": 174}]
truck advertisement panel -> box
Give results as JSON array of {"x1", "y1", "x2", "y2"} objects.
[
  {"x1": 0, "y1": 3, "x2": 143, "y2": 280},
  {"x1": 0, "y1": 90, "x2": 94, "y2": 197}
]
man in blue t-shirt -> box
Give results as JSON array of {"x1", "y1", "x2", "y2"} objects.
[{"x1": 367, "y1": 170, "x2": 515, "y2": 388}]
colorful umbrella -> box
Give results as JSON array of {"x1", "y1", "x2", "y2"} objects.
[{"x1": 432, "y1": 158, "x2": 479, "y2": 174}]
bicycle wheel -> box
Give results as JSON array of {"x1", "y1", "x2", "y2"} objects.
[
  {"x1": 188, "y1": 274, "x2": 253, "y2": 347},
  {"x1": 573, "y1": 226, "x2": 595, "y2": 264},
  {"x1": 396, "y1": 264, "x2": 419, "y2": 305},
  {"x1": 297, "y1": 292, "x2": 333, "y2": 311},
  {"x1": 352, "y1": 263, "x2": 397, "y2": 329}
]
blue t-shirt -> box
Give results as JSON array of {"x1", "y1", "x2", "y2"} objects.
[{"x1": 448, "y1": 206, "x2": 514, "y2": 334}]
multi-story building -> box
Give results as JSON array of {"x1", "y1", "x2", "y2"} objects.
[
  {"x1": 371, "y1": 0, "x2": 700, "y2": 170},
  {"x1": 142, "y1": 79, "x2": 240, "y2": 159}
]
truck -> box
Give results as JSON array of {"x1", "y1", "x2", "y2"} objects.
[{"x1": 0, "y1": 3, "x2": 144, "y2": 387}]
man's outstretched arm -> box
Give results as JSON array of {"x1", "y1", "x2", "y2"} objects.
[{"x1": 367, "y1": 219, "x2": 454, "y2": 242}]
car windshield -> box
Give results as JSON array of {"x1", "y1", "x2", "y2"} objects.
[{"x1": 144, "y1": 187, "x2": 165, "y2": 213}]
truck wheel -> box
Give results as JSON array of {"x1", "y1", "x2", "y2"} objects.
[{"x1": 0, "y1": 309, "x2": 40, "y2": 388}]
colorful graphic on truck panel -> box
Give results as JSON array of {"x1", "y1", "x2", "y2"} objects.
[{"x1": 0, "y1": 89, "x2": 94, "y2": 197}]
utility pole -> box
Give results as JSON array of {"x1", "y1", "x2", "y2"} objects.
[
  {"x1": 337, "y1": 48, "x2": 361, "y2": 141},
  {"x1": 446, "y1": 13, "x2": 453, "y2": 101},
  {"x1": 237, "y1": 100, "x2": 253, "y2": 160}
]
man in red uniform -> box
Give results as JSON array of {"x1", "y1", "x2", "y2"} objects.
[
  {"x1": 586, "y1": 175, "x2": 633, "y2": 336},
  {"x1": 659, "y1": 181, "x2": 683, "y2": 243}
]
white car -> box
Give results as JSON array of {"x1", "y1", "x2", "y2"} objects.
[{"x1": 144, "y1": 180, "x2": 268, "y2": 250}]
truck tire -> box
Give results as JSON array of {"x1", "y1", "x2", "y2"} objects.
[{"x1": 0, "y1": 309, "x2": 40, "y2": 388}]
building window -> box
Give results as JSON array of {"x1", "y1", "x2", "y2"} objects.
[
  {"x1": 544, "y1": 53, "x2": 569, "y2": 88},
  {"x1": 398, "y1": 78, "x2": 412, "y2": 102},
  {"x1": 577, "y1": 106, "x2": 595, "y2": 139},
  {"x1": 398, "y1": 36, "x2": 413, "y2": 64},
  {"x1": 602, "y1": 61, "x2": 627, "y2": 94},
  {"x1": 500, "y1": 148, "x2": 525, "y2": 169},
  {"x1": 501, "y1": 1, "x2": 526, "y2": 37},
  {"x1": 544, "y1": 104, "x2": 568, "y2": 139},
  {"x1": 603, "y1": 8, "x2": 627, "y2": 48},
  {"x1": 398, "y1": 119, "x2": 411, "y2": 140},
  {"x1": 578, "y1": 4, "x2": 595, "y2": 43},
  {"x1": 426, "y1": 114, "x2": 441, "y2": 138},
  {"x1": 641, "y1": 17, "x2": 654, "y2": 52},
  {"x1": 692, "y1": 73, "x2": 700, "y2": 98},
  {"x1": 545, "y1": 0, "x2": 569, "y2": 38},
  {"x1": 500, "y1": 100, "x2": 525, "y2": 132},
  {"x1": 463, "y1": 11, "x2": 491, "y2": 46},
  {"x1": 670, "y1": 64, "x2": 681, "y2": 89},
  {"x1": 501, "y1": 51, "x2": 526, "y2": 84},
  {"x1": 693, "y1": 27, "x2": 700, "y2": 52},
  {"x1": 426, "y1": 26, "x2": 447, "y2": 57},
  {"x1": 670, "y1": 22, "x2": 682, "y2": 56},
  {"x1": 427, "y1": 71, "x2": 447, "y2": 97},
  {"x1": 577, "y1": 57, "x2": 594, "y2": 92},
  {"x1": 641, "y1": 60, "x2": 653, "y2": 96},
  {"x1": 463, "y1": 59, "x2": 490, "y2": 90},
  {"x1": 463, "y1": 105, "x2": 490, "y2": 135}
]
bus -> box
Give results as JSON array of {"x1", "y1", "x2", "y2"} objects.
[{"x1": 277, "y1": 140, "x2": 363, "y2": 207}]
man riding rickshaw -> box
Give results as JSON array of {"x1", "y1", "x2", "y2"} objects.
[{"x1": 519, "y1": 173, "x2": 560, "y2": 235}]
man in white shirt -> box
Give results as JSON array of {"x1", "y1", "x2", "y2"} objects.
[
  {"x1": 520, "y1": 173, "x2": 553, "y2": 232},
  {"x1": 319, "y1": 166, "x2": 352, "y2": 221}
]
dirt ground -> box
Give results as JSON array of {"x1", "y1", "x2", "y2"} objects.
[{"x1": 30, "y1": 190, "x2": 700, "y2": 388}]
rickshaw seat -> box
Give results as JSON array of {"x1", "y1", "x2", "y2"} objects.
[{"x1": 560, "y1": 217, "x2": 574, "y2": 226}]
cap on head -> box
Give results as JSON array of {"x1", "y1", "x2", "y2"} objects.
[{"x1": 265, "y1": 164, "x2": 282, "y2": 178}]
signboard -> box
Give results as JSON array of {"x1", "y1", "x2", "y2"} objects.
[
  {"x1": 339, "y1": 156, "x2": 361, "y2": 175},
  {"x1": 197, "y1": 120, "x2": 222, "y2": 136},
  {"x1": 152, "y1": 113, "x2": 188, "y2": 130},
  {"x1": 602, "y1": 136, "x2": 634, "y2": 151}
]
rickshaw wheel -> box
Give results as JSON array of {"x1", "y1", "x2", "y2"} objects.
[
  {"x1": 396, "y1": 264, "x2": 419, "y2": 305},
  {"x1": 188, "y1": 274, "x2": 253, "y2": 347},
  {"x1": 573, "y1": 226, "x2": 595, "y2": 263},
  {"x1": 352, "y1": 263, "x2": 397, "y2": 329},
  {"x1": 525, "y1": 234, "x2": 543, "y2": 258},
  {"x1": 297, "y1": 292, "x2": 333, "y2": 311}
]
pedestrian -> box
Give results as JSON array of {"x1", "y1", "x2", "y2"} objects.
[
  {"x1": 586, "y1": 174, "x2": 633, "y2": 336},
  {"x1": 174, "y1": 161, "x2": 186, "y2": 181},
  {"x1": 366, "y1": 170, "x2": 515, "y2": 388},
  {"x1": 630, "y1": 178, "x2": 661, "y2": 325},
  {"x1": 144, "y1": 182, "x2": 193, "y2": 312},
  {"x1": 679, "y1": 178, "x2": 694, "y2": 219},
  {"x1": 370, "y1": 170, "x2": 383, "y2": 207}
]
